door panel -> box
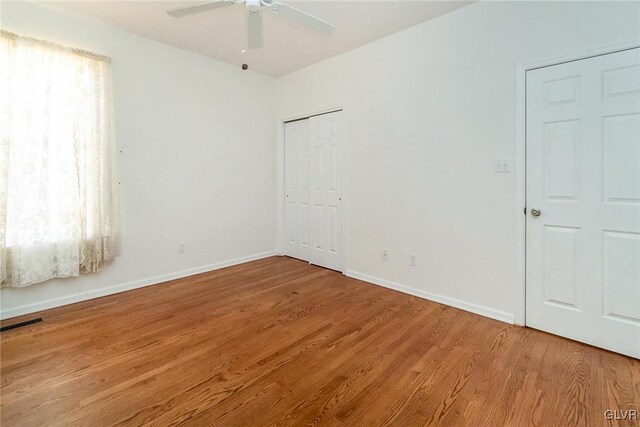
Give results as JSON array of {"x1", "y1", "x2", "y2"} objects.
[
  {"x1": 284, "y1": 119, "x2": 310, "y2": 261},
  {"x1": 309, "y1": 111, "x2": 343, "y2": 271},
  {"x1": 542, "y1": 225, "x2": 580, "y2": 309},
  {"x1": 526, "y1": 48, "x2": 640, "y2": 358},
  {"x1": 603, "y1": 231, "x2": 640, "y2": 323}
]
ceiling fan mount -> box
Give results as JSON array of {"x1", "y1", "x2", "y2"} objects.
[{"x1": 167, "y1": 0, "x2": 335, "y2": 50}]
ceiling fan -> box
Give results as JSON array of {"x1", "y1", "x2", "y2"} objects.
[{"x1": 166, "y1": 0, "x2": 335, "y2": 49}]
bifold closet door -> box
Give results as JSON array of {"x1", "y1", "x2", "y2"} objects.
[
  {"x1": 284, "y1": 111, "x2": 343, "y2": 271},
  {"x1": 284, "y1": 119, "x2": 310, "y2": 261},
  {"x1": 309, "y1": 111, "x2": 343, "y2": 271}
]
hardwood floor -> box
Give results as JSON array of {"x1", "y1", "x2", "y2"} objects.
[{"x1": 1, "y1": 256, "x2": 638, "y2": 426}]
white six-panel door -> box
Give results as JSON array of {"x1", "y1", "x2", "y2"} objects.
[
  {"x1": 284, "y1": 119, "x2": 310, "y2": 261},
  {"x1": 284, "y1": 111, "x2": 343, "y2": 271},
  {"x1": 526, "y1": 48, "x2": 640, "y2": 358}
]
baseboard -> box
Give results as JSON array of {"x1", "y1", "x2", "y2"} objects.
[
  {"x1": 0, "y1": 250, "x2": 277, "y2": 320},
  {"x1": 344, "y1": 270, "x2": 515, "y2": 324}
]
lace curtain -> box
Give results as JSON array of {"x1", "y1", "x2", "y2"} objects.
[{"x1": 0, "y1": 31, "x2": 120, "y2": 288}]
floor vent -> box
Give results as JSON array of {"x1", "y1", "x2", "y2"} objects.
[{"x1": 0, "y1": 317, "x2": 43, "y2": 332}]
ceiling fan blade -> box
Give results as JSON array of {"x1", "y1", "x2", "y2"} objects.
[
  {"x1": 167, "y1": 0, "x2": 235, "y2": 18},
  {"x1": 247, "y1": 11, "x2": 263, "y2": 48},
  {"x1": 272, "y1": 3, "x2": 335, "y2": 35}
]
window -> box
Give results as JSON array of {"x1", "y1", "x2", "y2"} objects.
[{"x1": 0, "y1": 31, "x2": 120, "y2": 288}]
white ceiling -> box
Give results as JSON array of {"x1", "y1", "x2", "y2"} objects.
[{"x1": 38, "y1": 1, "x2": 473, "y2": 77}]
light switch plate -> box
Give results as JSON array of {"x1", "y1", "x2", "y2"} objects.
[{"x1": 494, "y1": 158, "x2": 511, "y2": 173}]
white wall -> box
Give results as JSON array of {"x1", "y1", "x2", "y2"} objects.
[
  {"x1": 275, "y1": 1, "x2": 640, "y2": 323},
  {"x1": 3, "y1": 1, "x2": 638, "y2": 324},
  {"x1": 1, "y1": 1, "x2": 277, "y2": 318}
]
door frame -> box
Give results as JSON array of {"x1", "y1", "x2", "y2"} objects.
[
  {"x1": 277, "y1": 106, "x2": 346, "y2": 272},
  {"x1": 514, "y1": 39, "x2": 640, "y2": 326}
]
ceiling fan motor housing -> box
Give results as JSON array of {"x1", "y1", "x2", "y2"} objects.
[{"x1": 246, "y1": 0, "x2": 261, "y2": 13}]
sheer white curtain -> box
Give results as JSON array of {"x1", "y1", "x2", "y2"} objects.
[{"x1": 0, "y1": 31, "x2": 120, "y2": 288}]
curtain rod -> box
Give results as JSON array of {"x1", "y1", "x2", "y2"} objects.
[{"x1": 0, "y1": 30, "x2": 111, "y2": 63}]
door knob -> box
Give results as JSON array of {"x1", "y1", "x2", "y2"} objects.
[{"x1": 531, "y1": 208, "x2": 542, "y2": 217}]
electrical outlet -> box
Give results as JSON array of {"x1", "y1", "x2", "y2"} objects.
[
  {"x1": 410, "y1": 254, "x2": 417, "y2": 267},
  {"x1": 381, "y1": 249, "x2": 389, "y2": 261},
  {"x1": 178, "y1": 243, "x2": 185, "y2": 254}
]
